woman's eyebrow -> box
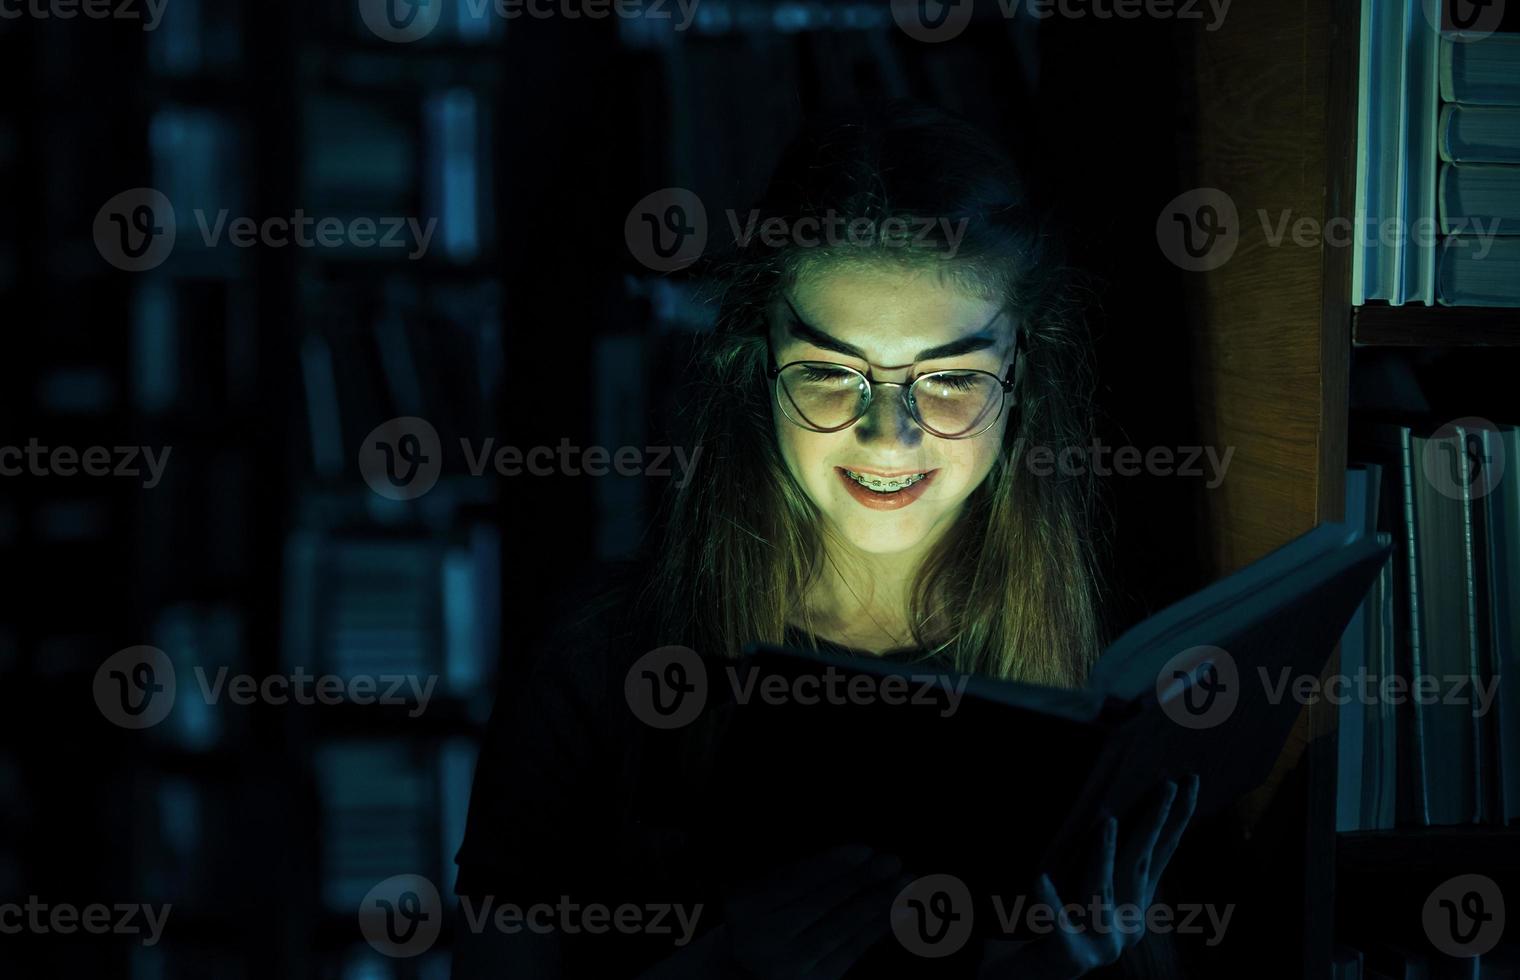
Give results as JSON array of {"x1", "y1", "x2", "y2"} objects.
[{"x1": 782, "y1": 298, "x2": 1005, "y2": 362}]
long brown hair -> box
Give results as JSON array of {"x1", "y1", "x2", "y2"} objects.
[{"x1": 634, "y1": 101, "x2": 1107, "y2": 688}]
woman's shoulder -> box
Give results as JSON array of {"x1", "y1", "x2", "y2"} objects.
[{"x1": 516, "y1": 559, "x2": 654, "y2": 683}]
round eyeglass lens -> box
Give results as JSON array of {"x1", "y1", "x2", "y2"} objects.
[
  {"x1": 775, "y1": 363, "x2": 871, "y2": 431},
  {"x1": 911, "y1": 372, "x2": 1005, "y2": 437}
]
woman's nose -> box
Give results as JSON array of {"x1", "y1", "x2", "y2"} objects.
[{"x1": 853, "y1": 384, "x2": 922, "y2": 447}]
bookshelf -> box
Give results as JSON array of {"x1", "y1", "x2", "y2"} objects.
[
  {"x1": 1354, "y1": 304, "x2": 1520, "y2": 346},
  {"x1": 1181, "y1": 1, "x2": 1519, "y2": 977}
]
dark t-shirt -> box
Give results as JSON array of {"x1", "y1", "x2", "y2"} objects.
[{"x1": 454, "y1": 570, "x2": 1176, "y2": 979}]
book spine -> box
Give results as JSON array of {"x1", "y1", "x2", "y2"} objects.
[
  {"x1": 1339, "y1": 467, "x2": 1372, "y2": 831},
  {"x1": 1399, "y1": 428, "x2": 1432, "y2": 825},
  {"x1": 1418, "y1": 8, "x2": 1441, "y2": 305},
  {"x1": 1354, "y1": 0, "x2": 1376, "y2": 306},
  {"x1": 1455, "y1": 425, "x2": 1485, "y2": 823},
  {"x1": 1491, "y1": 428, "x2": 1520, "y2": 824},
  {"x1": 1391, "y1": 0, "x2": 1415, "y2": 303},
  {"x1": 1376, "y1": 549, "x2": 1400, "y2": 829},
  {"x1": 1439, "y1": 34, "x2": 1454, "y2": 104}
]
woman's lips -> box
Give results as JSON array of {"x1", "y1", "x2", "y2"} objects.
[{"x1": 835, "y1": 467, "x2": 938, "y2": 511}]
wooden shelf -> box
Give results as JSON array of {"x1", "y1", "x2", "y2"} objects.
[
  {"x1": 1337, "y1": 826, "x2": 1520, "y2": 873},
  {"x1": 1353, "y1": 305, "x2": 1520, "y2": 347}
]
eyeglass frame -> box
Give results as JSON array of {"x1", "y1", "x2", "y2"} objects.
[{"x1": 764, "y1": 327, "x2": 1024, "y2": 440}]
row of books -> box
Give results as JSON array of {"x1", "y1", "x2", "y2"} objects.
[
  {"x1": 126, "y1": 740, "x2": 472, "y2": 979},
  {"x1": 1435, "y1": 32, "x2": 1520, "y2": 306},
  {"x1": 1334, "y1": 942, "x2": 1519, "y2": 979},
  {"x1": 1354, "y1": 3, "x2": 1520, "y2": 307},
  {"x1": 1337, "y1": 422, "x2": 1520, "y2": 830},
  {"x1": 281, "y1": 525, "x2": 500, "y2": 703},
  {"x1": 315, "y1": 738, "x2": 478, "y2": 910}
]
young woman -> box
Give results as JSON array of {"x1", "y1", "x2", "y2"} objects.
[{"x1": 452, "y1": 102, "x2": 1197, "y2": 980}]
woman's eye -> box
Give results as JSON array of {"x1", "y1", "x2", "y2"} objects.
[
  {"x1": 927, "y1": 372, "x2": 982, "y2": 392},
  {"x1": 799, "y1": 365, "x2": 858, "y2": 384}
]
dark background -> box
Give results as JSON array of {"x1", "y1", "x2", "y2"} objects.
[{"x1": 0, "y1": 1, "x2": 1225, "y2": 976}]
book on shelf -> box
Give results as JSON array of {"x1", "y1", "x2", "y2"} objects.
[
  {"x1": 1441, "y1": 32, "x2": 1520, "y2": 106},
  {"x1": 1338, "y1": 464, "x2": 1400, "y2": 831},
  {"x1": 1478, "y1": 426, "x2": 1520, "y2": 822},
  {"x1": 1345, "y1": 421, "x2": 1520, "y2": 830},
  {"x1": 1365, "y1": 943, "x2": 1431, "y2": 980},
  {"x1": 1354, "y1": 0, "x2": 1444, "y2": 306},
  {"x1": 1434, "y1": 31, "x2": 1520, "y2": 305},
  {"x1": 1440, "y1": 104, "x2": 1520, "y2": 163},
  {"x1": 1438, "y1": 163, "x2": 1520, "y2": 235},
  {"x1": 1356, "y1": 12, "x2": 1520, "y2": 307},
  {"x1": 315, "y1": 740, "x2": 436, "y2": 911},
  {"x1": 1436, "y1": 235, "x2": 1520, "y2": 306},
  {"x1": 1409, "y1": 425, "x2": 1486, "y2": 824},
  {"x1": 1334, "y1": 944, "x2": 1366, "y2": 980}
]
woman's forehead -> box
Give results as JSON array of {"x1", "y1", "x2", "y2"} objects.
[{"x1": 772, "y1": 266, "x2": 1011, "y2": 362}]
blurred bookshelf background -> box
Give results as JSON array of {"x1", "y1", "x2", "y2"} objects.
[{"x1": 1, "y1": 0, "x2": 1256, "y2": 977}]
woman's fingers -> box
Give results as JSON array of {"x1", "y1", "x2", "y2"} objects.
[
  {"x1": 1147, "y1": 774, "x2": 1200, "y2": 891},
  {"x1": 1115, "y1": 780, "x2": 1177, "y2": 907},
  {"x1": 1085, "y1": 816, "x2": 1118, "y2": 928},
  {"x1": 1018, "y1": 872, "x2": 1111, "y2": 978}
]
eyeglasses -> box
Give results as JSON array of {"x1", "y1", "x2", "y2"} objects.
[{"x1": 766, "y1": 333, "x2": 1022, "y2": 440}]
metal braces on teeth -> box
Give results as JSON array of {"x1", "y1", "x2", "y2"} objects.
[{"x1": 844, "y1": 469, "x2": 926, "y2": 492}]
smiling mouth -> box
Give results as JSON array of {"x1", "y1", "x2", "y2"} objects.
[{"x1": 841, "y1": 468, "x2": 930, "y2": 493}]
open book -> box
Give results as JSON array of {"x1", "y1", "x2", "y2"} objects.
[{"x1": 698, "y1": 521, "x2": 1391, "y2": 916}]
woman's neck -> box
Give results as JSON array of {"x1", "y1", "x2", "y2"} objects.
[{"x1": 800, "y1": 527, "x2": 944, "y2": 654}]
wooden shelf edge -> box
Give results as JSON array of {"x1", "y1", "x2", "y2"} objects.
[
  {"x1": 1337, "y1": 826, "x2": 1520, "y2": 873},
  {"x1": 1353, "y1": 304, "x2": 1520, "y2": 347}
]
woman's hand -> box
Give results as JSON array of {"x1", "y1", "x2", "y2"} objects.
[
  {"x1": 976, "y1": 775, "x2": 1200, "y2": 980},
  {"x1": 718, "y1": 842, "x2": 911, "y2": 980}
]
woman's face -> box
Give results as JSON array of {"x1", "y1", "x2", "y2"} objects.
[{"x1": 768, "y1": 265, "x2": 1017, "y2": 557}]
